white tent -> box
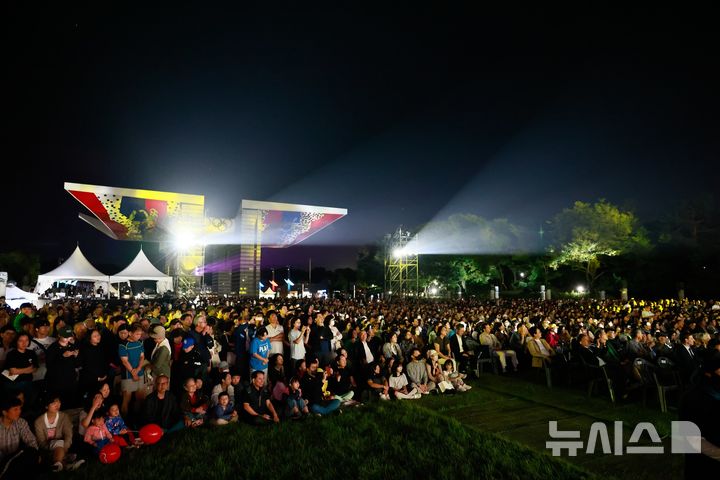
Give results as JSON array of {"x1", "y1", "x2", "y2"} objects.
[
  {"x1": 259, "y1": 287, "x2": 277, "y2": 299},
  {"x1": 5, "y1": 284, "x2": 42, "y2": 309},
  {"x1": 35, "y1": 245, "x2": 109, "y2": 294},
  {"x1": 110, "y1": 248, "x2": 174, "y2": 294}
]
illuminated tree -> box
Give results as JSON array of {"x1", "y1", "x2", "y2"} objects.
[{"x1": 547, "y1": 200, "x2": 650, "y2": 291}]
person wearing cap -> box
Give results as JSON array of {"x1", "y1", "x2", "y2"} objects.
[
  {"x1": 144, "y1": 324, "x2": 171, "y2": 384},
  {"x1": 176, "y1": 336, "x2": 203, "y2": 396},
  {"x1": 45, "y1": 326, "x2": 80, "y2": 408}
]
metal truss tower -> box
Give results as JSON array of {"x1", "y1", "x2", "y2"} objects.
[{"x1": 384, "y1": 227, "x2": 419, "y2": 297}]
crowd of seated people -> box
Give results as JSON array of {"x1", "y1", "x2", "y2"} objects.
[{"x1": 0, "y1": 295, "x2": 718, "y2": 475}]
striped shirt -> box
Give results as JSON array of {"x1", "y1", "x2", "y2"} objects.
[{"x1": 0, "y1": 418, "x2": 38, "y2": 461}]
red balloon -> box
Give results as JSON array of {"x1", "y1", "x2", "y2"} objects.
[
  {"x1": 139, "y1": 423, "x2": 164, "y2": 445},
  {"x1": 99, "y1": 443, "x2": 121, "y2": 464}
]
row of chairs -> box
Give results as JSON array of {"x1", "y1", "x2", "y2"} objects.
[
  {"x1": 475, "y1": 344, "x2": 683, "y2": 412},
  {"x1": 632, "y1": 357, "x2": 683, "y2": 412}
]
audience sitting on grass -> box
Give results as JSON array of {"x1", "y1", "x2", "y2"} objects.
[
  {"x1": 0, "y1": 295, "x2": 718, "y2": 471},
  {"x1": 211, "y1": 392, "x2": 238, "y2": 425},
  {"x1": 180, "y1": 378, "x2": 208, "y2": 428}
]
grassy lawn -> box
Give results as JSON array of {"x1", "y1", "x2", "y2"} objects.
[
  {"x1": 62, "y1": 399, "x2": 597, "y2": 480},
  {"x1": 61, "y1": 372, "x2": 685, "y2": 480},
  {"x1": 422, "y1": 373, "x2": 683, "y2": 480}
]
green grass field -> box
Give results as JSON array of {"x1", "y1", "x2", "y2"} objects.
[
  {"x1": 61, "y1": 373, "x2": 683, "y2": 480},
  {"x1": 62, "y1": 398, "x2": 597, "y2": 480}
]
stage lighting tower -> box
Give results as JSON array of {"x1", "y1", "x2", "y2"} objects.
[{"x1": 384, "y1": 227, "x2": 419, "y2": 298}]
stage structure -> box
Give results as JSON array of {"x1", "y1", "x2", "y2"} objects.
[
  {"x1": 64, "y1": 183, "x2": 347, "y2": 296},
  {"x1": 384, "y1": 227, "x2": 419, "y2": 297}
]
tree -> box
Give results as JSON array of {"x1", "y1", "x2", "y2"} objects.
[
  {"x1": 547, "y1": 200, "x2": 651, "y2": 291},
  {"x1": 0, "y1": 251, "x2": 41, "y2": 289},
  {"x1": 356, "y1": 245, "x2": 383, "y2": 288}
]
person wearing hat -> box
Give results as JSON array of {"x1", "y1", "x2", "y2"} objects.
[
  {"x1": 144, "y1": 325, "x2": 171, "y2": 384},
  {"x1": 176, "y1": 336, "x2": 203, "y2": 397},
  {"x1": 44, "y1": 326, "x2": 80, "y2": 408}
]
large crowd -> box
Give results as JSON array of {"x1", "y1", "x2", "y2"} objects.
[{"x1": 0, "y1": 294, "x2": 719, "y2": 477}]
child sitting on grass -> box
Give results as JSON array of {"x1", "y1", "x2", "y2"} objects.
[
  {"x1": 105, "y1": 403, "x2": 140, "y2": 448},
  {"x1": 84, "y1": 411, "x2": 114, "y2": 454},
  {"x1": 211, "y1": 392, "x2": 238, "y2": 425},
  {"x1": 442, "y1": 360, "x2": 471, "y2": 392},
  {"x1": 285, "y1": 376, "x2": 310, "y2": 419}
]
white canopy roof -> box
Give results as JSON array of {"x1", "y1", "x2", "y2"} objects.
[
  {"x1": 5, "y1": 285, "x2": 41, "y2": 309},
  {"x1": 35, "y1": 246, "x2": 109, "y2": 293},
  {"x1": 110, "y1": 248, "x2": 173, "y2": 293}
]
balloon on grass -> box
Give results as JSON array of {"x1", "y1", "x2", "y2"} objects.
[
  {"x1": 99, "y1": 443, "x2": 121, "y2": 464},
  {"x1": 139, "y1": 423, "x2": 164, "y2": 445}
]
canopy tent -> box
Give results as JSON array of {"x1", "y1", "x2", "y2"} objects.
[
  {"x1": 259, "y1": 287, "x2": 277, "y2": 299},
  {"x1": 5, "y1": 284, "x2": 42, "y2": 309},
  {"x1": 110, "y1": 248, "x2": 173, "y2": 293},
  {"x1": 35, "y1": 245, "x2": 109, "y2": 294}
]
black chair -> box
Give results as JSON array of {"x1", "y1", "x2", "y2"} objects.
[
  {"x1": 475, "y1": 344, "x2": 498, "y2": 375},
  {"x1": 631, "y1": 358, "x2": 657, "y2": 407},
  {"x1": 579, "y1": 355, "x2": 616, "y2": 404},
  {"x1": 653, "y1": 356, "x2": 681, "y2": 413}
]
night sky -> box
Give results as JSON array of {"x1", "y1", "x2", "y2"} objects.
[{"x1": 5, "y1": 4, "x2": 718, "y2": 273}]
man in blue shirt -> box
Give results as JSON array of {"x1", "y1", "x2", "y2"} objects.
[
  {"x1": 119, "y1": 324, "x2": 146, "y2": 416},
  {"x1": 248, "y1": 327, "x2": 270, "y2": 381}
]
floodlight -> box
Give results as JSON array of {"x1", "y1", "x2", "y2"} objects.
[
  {"x1": 392, "y1": 248, "x2": 404, "y2": 258},
  {"x1": 576, "y1": 285, "x2": 585, "y2": 294}
]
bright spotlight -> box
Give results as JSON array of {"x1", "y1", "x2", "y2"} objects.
[
  {"x1": 392, "y1": 248, "x2": 404, "y2": 258},
  {"x1": 520, "y1": 272, "x2": 526, "y2": 278},
  {"x1": 172, "y1": 230, "x2": 201, "y2": 251},
  {"x1": 575, "y1": 285, "x2": 585, "y2": 294},
  {"x1": 429, "y1": 287, "x2": 438, "y2": 295}
]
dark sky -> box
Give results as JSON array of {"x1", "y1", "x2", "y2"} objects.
[{"x1": 5, "y1": 4, "x2": 718, "y2": 272}]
